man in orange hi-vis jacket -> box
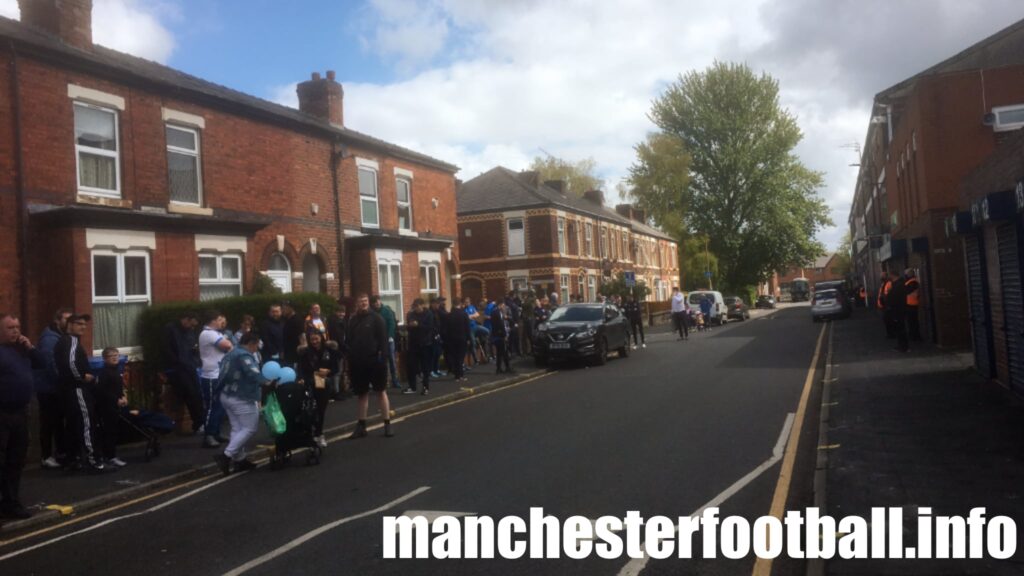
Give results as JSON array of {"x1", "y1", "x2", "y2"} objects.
[{"x1": 904, "y1": 268, "x2": 921, "y2": 341}]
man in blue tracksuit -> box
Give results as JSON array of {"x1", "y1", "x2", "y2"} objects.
[
  {"x1": 34, "y1": 308, "x2": 72, "y2": 468},
  {"x1": 1, "y1": 313, "x2": 46, "y2": 519},
  {"x1": 213, "y1": 333, "x2": 274, "y2": 475}
]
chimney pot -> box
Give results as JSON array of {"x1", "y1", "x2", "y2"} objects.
[
  {"x1": 544, "y1": 180, "x2": 567, "y2": 194},
  {"x1": 583, "y1": 189, "x2": 605, "y2": 207},
  {"x1": 296, "y1": 70, "x2": 344, "y2": 127}
]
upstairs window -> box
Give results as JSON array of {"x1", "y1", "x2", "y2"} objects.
[
  {"x1": 993, "y1": 104, "x2": 1024, "y2": 132},
  {"x1": 585, "y1": 223, "x2": 594, "y2": 257},
  {"x1": 507, "y1": 218, "x2": 525, "y2": 256},
  {"x1": 166, "y1": 125, "x2": 202, "y2": 205},
  {"x1": 75, "y1": 102, "x2": 120, "y2": 197},
  {"x1": 557, "y1": 217, "x2": 566, "y2": 254},
  {"x1": 397, "y1": 177, "x2": 413, "y2": 231},
  {"x1": 359, "y1": 167, "x2": 379, "y2": 228}
]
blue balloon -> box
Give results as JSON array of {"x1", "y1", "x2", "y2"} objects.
[
  {"x1": 261, "y1": 361, "x2": 282, "y2": 381},
  {"x1": 278, "y1": 367, "x2": 297, "y2": 384}
]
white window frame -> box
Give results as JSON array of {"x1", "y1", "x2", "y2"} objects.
[
  {"x1": 600, "y1": 226, "x2": 608, "y2": 258},
  {"x1": 396, "y1": 176, "x2": 413, "y2": 231},
  {"x1": 560, "y1": 274, "x2": 570, "y2": 305},
  {"x1": 74, "y1": 101, "x2": 121, "y2": 198},
  {"x1": 90, "y1": 249, "x2": 151, "y2": 354},
  {"x1": 359, "y1": 166, "x2": 380, "y2": 228},
  {"x1": 622, "y1": 233, "x2": 630, "y2": 261},
  {"x1": 267, "y1": 252, "x2": 292, "y2": 293},
  {"x1": 585, "y1": 222, "x2": 594, "y2": 257},
  {"x1": 588, "y1": 274, "x2": 597, "y2": 302},
  {"x1": 577, "y1": 274, "x2": 585, "y2": 299},
  {"x1": 198, "y1": 253, "x2": 243, "y2": 299},
  {"x1": 166, "y1": 124, "x2": 203, "y2": 206},
  {"x1": 419, "y1": 262, "x2": 440, "y2": 294},
  {"x1": 378, "y1": 260, "x2": 403, "y2": 320},
  {"x1": 507, "y1": 217, "x2": 525, "y2": 256},
  {"x1": 993, "y1": 104, "x2": 1024, "y2": 132},
  {"x1": 557, "y1": 217, "x2": 566, "y2": 255},
  {"x1": 510, "y1": 276, "x2": 528, "y2": 293}
]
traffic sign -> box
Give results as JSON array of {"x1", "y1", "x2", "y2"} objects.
[
  {"x1": 705, "y1": 271, "x2": 713, "y2": 278},
  {"x1": 624, "y1": 271, "x2": 636, "y2": 287}
]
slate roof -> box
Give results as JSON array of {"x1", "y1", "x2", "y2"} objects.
[
  {"x1": 877, "y1": 17, "x2": 1024, "y2": 101},
  {"x1": 457, "y1": 166, "x2": 675, "y2": 241},
  {"x1": 0, "y1": 16, "x2": 458, "y2": 173}
]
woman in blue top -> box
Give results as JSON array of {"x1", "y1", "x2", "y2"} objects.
[{"x1": 213, "y1": 333, "x2": 275, "y2": 475}]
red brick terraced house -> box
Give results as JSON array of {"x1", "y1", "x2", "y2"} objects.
[
  {"x1": 456, "y1": 167, "x2": 679, "y2": 303},
  {"x1": 0, "y1": 0, "x2": 460, "y2": 355}
]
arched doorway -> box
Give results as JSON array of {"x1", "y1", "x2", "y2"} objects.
[
  {"x1": 461, "y1": 278, "x2": 483, "y2": 304},
  {"x1": 267, "y1": 252, "x2": 292, "y2": 293},
  {"x1": 302, "y1": 253, "x2": 323, "y2": 293}
]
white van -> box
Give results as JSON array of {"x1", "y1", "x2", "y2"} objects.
[{"x1": 687, "y1": 290, "x2": 726, "y2": 326}]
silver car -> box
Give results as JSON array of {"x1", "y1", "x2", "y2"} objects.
[{"x1": 811, "y1": 289, "x2": 847, "y2": 322}]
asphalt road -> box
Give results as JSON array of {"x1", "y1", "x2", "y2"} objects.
[{"x1": 0, "y1": 304, "x2": 823, "y2": 576}]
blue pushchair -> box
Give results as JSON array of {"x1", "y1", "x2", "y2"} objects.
[{"x1": 118, "y1": 409, "x2": 175, "y2": 462}]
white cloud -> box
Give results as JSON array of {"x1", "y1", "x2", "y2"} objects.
[
  {"x1": 0, "y1": 0, "x2": 176, "y2": 63},
  {"x1": 286, "y1": 0, "x2": 1023, "y2": 253}
]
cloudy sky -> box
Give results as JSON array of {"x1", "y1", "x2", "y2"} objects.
[{"x1": 3, "y1": 0, "x2": 1022, "y2": 250}]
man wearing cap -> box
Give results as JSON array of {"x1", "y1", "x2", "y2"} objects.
[
  {"x1": 1, "y1": 313, "x2": 46, "y2": 518},
  {"x1": 53, "y1": 314, "x2": 104, "y2": 472}
]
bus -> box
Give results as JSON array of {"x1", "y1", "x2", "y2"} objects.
[{"x1": 791, "y1": 277, "x2": 810, "y2": 302}]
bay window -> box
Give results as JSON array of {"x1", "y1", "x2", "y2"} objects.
[
  {"x1": 419, "y1": 262, "x2": 439, "y2": 295},
  {"x1": 378, "y1": 260, "x2": 403, "y2": 317},
  {"x1": 91, "y1": 250, "x2": 150, "y2": 352},
  {"x1": 199, "y1": 254, "x2": 243, "y2": 300}
]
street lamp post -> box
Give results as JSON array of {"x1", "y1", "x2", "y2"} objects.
[{"x1": 705, "y1": 236, "x2": 713, "y2": 290}]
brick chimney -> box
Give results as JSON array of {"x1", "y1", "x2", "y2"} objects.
[
  {"x1": 296, "y1": 70, "x2": 344, "y2": 127},
  {"x1": 518, "y1": 170, "x2": 541, "y2": 188},
  {"x1": 615, "y1": 203, "x2": 646, "y2": 222},
  {"x1": 544, "y1": 180, "x2": 567, "y2": 194},
  {"x1": 583, "y1": 189, "x2": 605, "y2": 206},
  {"x1": 18, "y1": 0, "x2": 93, "y2": 50}
]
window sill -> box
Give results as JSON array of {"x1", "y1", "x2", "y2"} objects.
[
  {"x1": 398, "y1": 229, "x2": 419, "y2": 237},
  {"x1": 168, "y1": 203, "x2": 214, "y2": 216},
  {"x1": 77, "y1": 194, "x2": 132, "y2": 209}
]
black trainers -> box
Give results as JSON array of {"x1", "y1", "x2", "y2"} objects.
[
  {"x1": 233, "y1": 459, "x2": 257, "y2": 472},
  {"x1": 213, "y1": 453, "x2": 231, "y2": 476}
]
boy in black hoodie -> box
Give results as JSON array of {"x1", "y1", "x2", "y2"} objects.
[{"x1": 97, "y1": 348, "x2": 128, "y2": 467}]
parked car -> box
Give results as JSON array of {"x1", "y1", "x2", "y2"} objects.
[
  {"x1": 687, "y1": 291, "x2": 726, "y2": 326},
  {"x1": 814, "y1": 280, "x2": 854, "y2": 314},
  {"x1": 533, "y1": 303, "x2": 631, "y2": 366},
  {"x1": 724, "y1": 296, "x2": 750, "y2": 321},
  {"x1": 811, "y1": 289, "x2": 849, "y2": 322},
  {"x1": 755, "y1": 295, "x2": 776, "y2": 309}
]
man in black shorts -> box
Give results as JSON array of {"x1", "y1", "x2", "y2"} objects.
[{"x1": 346, "y1": 293, "x2": 393, "y2": 438}]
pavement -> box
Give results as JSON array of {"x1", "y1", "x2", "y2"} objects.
[
  {"x1": 823, "y1": 307, "x2": 1024, "y2": 575},
  {"x1": 3, "y1": 353, "x2": 547, "y2": 534},
  {"x1": 0, "y1": 305, "x2": 817, "y2": 576}
]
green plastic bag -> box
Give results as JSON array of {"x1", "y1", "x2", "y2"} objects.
[{"x1": 262, "y1": 392, "x2": 287, "y2": 436}]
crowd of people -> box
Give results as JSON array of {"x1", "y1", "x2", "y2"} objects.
[
  {"x1": 1, "y1": 286, "x2": 685, "y2": 518},
  {"x1": 874, "y1": 268, "x2": 921, "y2": 353}
]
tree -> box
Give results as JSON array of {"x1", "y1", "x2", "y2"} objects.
[
  {"x1": 599, "y1": 272, "x2": 651, "y2": 301},
  {"x1": 832, "y1": 231, "x2": 853, "y2": 278},
  {"x1": 529, "y1": 155, "x2": 604, "y2": 196},
  {"x1": 681, "y1": 235, "x2": 718, "y2": 291},
  {"x1": 635, "y1": 61, "x2": 832, "y2": 292},
  {"x1": 626, "y1": 132, "x2": 691, "y2": 238}
]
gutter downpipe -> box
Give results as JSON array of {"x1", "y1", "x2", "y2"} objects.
[
  {"x1": 330, "y1": 140, "x2": 346, "y2": 296},
  {"x1": 10, "y1": 40, "x2": 29, "y2": 324}
]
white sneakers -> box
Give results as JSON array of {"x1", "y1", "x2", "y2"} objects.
[
  {"x1": 41, "y1": 457, "x2": 61, "y2": 469},
  {"x1": 315, "y1": 435, "x2": 328, "y2": 448},
  {"x1": 108, "y1": 457, "x2": 127, "y2": 468}
]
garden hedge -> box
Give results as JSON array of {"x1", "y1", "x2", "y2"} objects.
[{"x1": 139, "y1": 292, "x2": 338, "y2": 370}]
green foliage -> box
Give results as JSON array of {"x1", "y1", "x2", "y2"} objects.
[
  {"x1": 139, "y1": 292, "x2": 336, "y2": 370},
  {"x1": 626, "y1": 132, "x2": 691, "y2": 238},
  {"x1": 529, "y1": 155, "x2": 604, "y2": 196},
  {"x1": 249, "y1": 273, "x2": 282, "y2": 295},
  {"x1": 640, "y1": 61, "x2": 832, "y2": 291},
  {"x1": 832, "y1": 232, "x2": 853, "y2": 278},
  {"x1": 681, "y1": 235, "x2": 718, "y2": 291},
  {"x1": 599, "y1": 272, "x2": 652, "y2": 301}
]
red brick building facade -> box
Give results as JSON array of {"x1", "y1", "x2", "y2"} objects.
[
  {"x1": 457, "y1": 167, "x2": 679, "y2": 302},
  {"x1": 849, "y1": 18, "x2": 1024, "y2": 349},
  {"x1": 0, "y1": 0, "x2": 459, "y2": 354}
]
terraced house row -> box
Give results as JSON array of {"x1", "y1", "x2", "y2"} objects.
[
  {"x1": 0, "y1": 0, "x2": 460, "y2": 354},
  {"x1": 456, "y1": 167, "x2": 679, "y2": 302}
]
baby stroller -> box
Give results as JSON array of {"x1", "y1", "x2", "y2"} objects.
[
  {"x1": 267, "y1": 382, "x2": 322, "y2": 470},
  {"x1": 118, "y1": 409, "x2": 175, "y2": 462}
]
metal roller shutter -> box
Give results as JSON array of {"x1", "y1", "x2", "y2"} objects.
[
  {"x1": 997, "y1": 223, "x2": 1024, "y2": 394},
  {"x1": 965, "y1": 234, "x2": 994, "y2": 378}
]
